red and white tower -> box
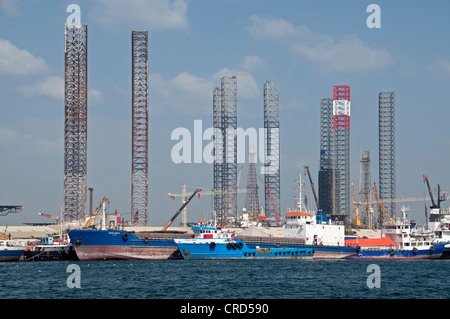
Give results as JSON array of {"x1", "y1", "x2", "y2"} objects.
[{"x1": 332, "y1": 85, "x2": 351, "y2": 222}]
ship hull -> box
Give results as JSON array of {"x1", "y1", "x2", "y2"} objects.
[
  {"x1": 347, "y1": 244, "x2": 446, "y2": 259},
  {"x1": 0, "y1": 247, "x2": 25, "y2": 262},
  {"x1": 239, "y1": 237, "x2": 357, "y2": 259},
  {"x1": 74, "y1": 245, "x2": 181, "y2": 261},
  {"x1": 175, "y1": 238, "x2": 313, "y2": 260},
  {"x1": 68, "y1": 229, "x2": 182, "y2": 261}
]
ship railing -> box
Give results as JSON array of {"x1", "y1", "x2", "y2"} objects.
[{"x1": 238, "y1": 236, "x2": 306, "y2": 246}]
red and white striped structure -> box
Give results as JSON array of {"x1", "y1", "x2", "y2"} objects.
[
  {"x1": 332, "y1": 85, "x2": 351, "y2": 222},
  {"x1": 332, "y1": 85, "x2": 350, "y2": 130}
]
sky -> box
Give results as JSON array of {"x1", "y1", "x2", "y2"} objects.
[{"x1": 1, "y1": 0, "x2": 450, "y2": 227}]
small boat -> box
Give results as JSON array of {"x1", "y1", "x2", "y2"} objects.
[
  {"x1": 22, "y1": 236, "x2": 78, "y2": 261},
  {"x1": 174, "y1": 226, "x2": 313, "y2": 259},
  {"x1": 0, "y1": 240, "x2": 26, "y2": 262}
]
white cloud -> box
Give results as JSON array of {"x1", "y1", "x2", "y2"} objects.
[
  {"x1": 240, "y1": 55, "x2": 265, "y2": 71},
  {"x1": 18, "y1": 76, "x2": 64, "y2": 100},
  {"x1": 293, "y1": 35, "x2": 392, "y2": 72},
  {"x1": 247, "y1": 14, "x2": 297, "y2": 39},
  {"x1": 212, "y1": 68, "x2": 259, "y2": 100},
  {"x1": 89, "y1": 88, "x2": 104, "y2": 105},
  {"x1": 17, "y1": 76, "x2": 103, "y2": 104},
  {"x1": 151, "y1": 59, "x2": 260, "y2": 115},
  {"x1": 0, "y1": 39, "x2": 49, "y2": 75},
  {"x1": 247, "y1": 15, "x2": 392, "y2": 72},
  {"x1": 0, "y1": 0, "x2": 21, "y2": 17},
  {"x1": 0, "y1": 127, "x2": 19, "y2": 144},
  {"x1": 0, "y1": 126, "x2": 62, "y2": 156},
  {"x1": 92, "y1": 0, "x2": 188, "y2": 31}
]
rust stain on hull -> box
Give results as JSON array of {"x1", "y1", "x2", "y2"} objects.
[{"x1": 75, "y1": 245, "x2": 182, "y2": 261}]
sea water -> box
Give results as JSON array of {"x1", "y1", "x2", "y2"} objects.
[{"x1": 0, "y1": 259, "x2": 449, "y2": 299}]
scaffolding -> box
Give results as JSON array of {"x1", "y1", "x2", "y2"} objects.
[
  {"x1": 213, "y1": 87, "x2": 223, "y2": 221},
  {"x1": 379, "y1": 92, "x2": 396, "y2": 219},
  {"x1": 332, "y1": 85, "x2": 351, "y2": 223},
  {"x1": 131, "y1": 31, "x2": 149, "y2": 225},
  {"x1": 358, "y1": 150, "x2": 374, "y2": 227},
  {"x1": 263, "y1": 81, "x2": 280, "y2": 225},
  {"x1": 245, "y1": 148, "x2": 260, "y2": 220},
  {"x1": 64, "y1": 22, "x2": 88, "y2": 222},
  {"x1": 318, "y1": 98, "x2": 333, "y2": 215},
  {"x1": 212, "y1": 76, "x2": 238, "y2": 224}
]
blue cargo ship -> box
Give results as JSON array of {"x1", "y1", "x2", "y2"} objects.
[{"x1": 174, "y1": 226, "x2": 313, "y2": 259}]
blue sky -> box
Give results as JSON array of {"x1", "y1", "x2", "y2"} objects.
[{"x1": 1, "y1": 0, "x2": 450, "y2": 226}]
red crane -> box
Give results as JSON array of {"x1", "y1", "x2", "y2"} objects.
[{"x1": 255, "y1": 173, "x2": 280, "y2": 226}]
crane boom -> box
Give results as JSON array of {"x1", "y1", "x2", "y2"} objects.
[
  {"x1": 162, "y1": 188, "x2": 201, "y2": 232},
  {"x1": 83, "y1": 197, "x2": 109, "y2": 229},
  {"x1": 373, "y1": 182, "x2": 393, "y2": 223},
  {"x1": 423, "y1": 175, "x2": 437, "y2": 208},
  {"x1": 304, "y1": 166, "x2": 320, "y2": 211}
]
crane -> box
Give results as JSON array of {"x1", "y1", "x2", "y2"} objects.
[
  {"x1": 255, "y1": 173, "x2": 280, "y2": 226},
  {"x1": 423, "y1": 175, "x2": 437, "y2": 208},
  {"x1": 38, "y1": 213, "x2": 60, "y2": 223},
  {"x1": 372, "y1": 182, "x2": 395, "y2": 224},
  {"x1": 351, "y1": 183, "x2": 361, "y2": 227},
  {"x1": 304, "y1": 165, "x2": 320, "y2": 212},
  {"x1": 162, "y1": 188, "x2": 201, "y2": 232},
  {"x1": 0, "y1": 206, "x2": 23, "y2": 217},
  {"x1": 83, "y1": 197, "x2": 109, "y2": 229},
  {"x1": 168, "y1": 186, "x2": 247, "y2": 226}
]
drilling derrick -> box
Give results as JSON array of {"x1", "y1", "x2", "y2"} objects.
[
  {"x1": 263, "y1": 81, "x2": 280, "y2": 225},
  {"x1": 245, "y1": 148, "x2": 260, "y2": 220},
  {"x1": 64, "y1": 22, "x2": 88, "y2": 222},
  {"x1": 379, "y1": 92, "x2": 396, "y2": 219},
  {"x1": 358, "y1": 150, "x2": 374, "y2": 228},
  {"x1": 332, "y1": 85, "x2": 351, "y2": 223},
  {"x1": 131, "y1": 31, "x2": 149, "y2": 225}
]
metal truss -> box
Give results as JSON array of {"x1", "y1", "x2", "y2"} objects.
[
  {"x1": 221, "y1": 76, "x2": 238, "y2": 222},
  {"x1": 245, "y1": 148, "x2": 260, "y2": 219},
  {"x1": 264, "y1": 81, "x2": 280, "y2": 224},
  {"x1": 64, "y1": 23, "x2": 88, "y2": 222},
  {"x1": 332, "y1": 85, "x2": 351, "y2": 222},
  {"x1": 379, "y1": 92, "x2": 396, "y2": 218},
  {"x1": 318, "y1": 98, "x2": 333, "y2": 215},
  {"x1": 213, "y1": 87, "x2": 224, "y2": 221},
  {"x1": 131, "y1": 31, "x2": 149, "y2": 225}
]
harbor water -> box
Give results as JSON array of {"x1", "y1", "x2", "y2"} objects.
[{"x1": 1, "y1": 259, "x2": 449, "y2": 299}]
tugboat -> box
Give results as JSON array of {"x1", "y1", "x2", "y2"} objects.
[{"x1": 174, "y1": 225, "x2": 313, "y2": 259}]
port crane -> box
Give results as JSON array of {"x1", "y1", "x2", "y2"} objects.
[
  {"x1": 162, "y1": 188, "x2": 201, "y2": 232},
  {"x1": 83, "y1": 197, "x2": 109, "y2": 229},
  {"x1": 168, "y1": 186, "x2": 247, "y2": 226},
  {"x1": 304, "y1": 165, "x2": 320, "y2": 212},
  {"x1": 38, "y1": 213, "x2": 60, "y2": 223},
  {"x1": 372, "y1": 182, "x2": 395, "y2": 224},
  {"x1": 0, "y1": 206, "x2": 23, "y2": 217}
]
